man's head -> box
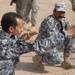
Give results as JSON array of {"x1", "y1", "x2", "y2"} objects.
[
  {"x1": 1, "y1": 12, "x2": 24, "y2": 36},
  {"x1": 53, "y1": 2, "x2": 66, "y2": 22}
]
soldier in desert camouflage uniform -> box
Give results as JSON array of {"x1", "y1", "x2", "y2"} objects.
[
  {"x1": 32, "y1": 2, "x2": 75, "y2": 70},
  {"x1": 14, "y1": 0, "x2": 40, "y2": 26}
]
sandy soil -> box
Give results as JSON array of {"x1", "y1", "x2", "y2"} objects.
[{"x1": 0, "y1": 0, "x2": 75, "y2": 75}]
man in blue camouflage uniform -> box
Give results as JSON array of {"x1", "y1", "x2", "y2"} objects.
[
  {"x1": 32, "y1": 2, "x2": 75, "y2": 70},
  {"x1": 0, "y1": 12, "x2": 38, "y2": 75}
]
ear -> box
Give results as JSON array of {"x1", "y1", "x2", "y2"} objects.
[{"x1": 9, "y1": 26, "x2": 14, "y2": 33}]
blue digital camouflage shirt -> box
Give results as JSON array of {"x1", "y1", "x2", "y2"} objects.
[
  {"x1": 0, "y1": 30, "x2": 33, "y2": 75},
  {"x1": 33, "y1": 14, "x2": 75, "y2": 64}
]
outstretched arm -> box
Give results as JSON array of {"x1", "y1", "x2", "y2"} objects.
[{"x1": 20, "y1": 31, "x2": 38, "y2": 40}]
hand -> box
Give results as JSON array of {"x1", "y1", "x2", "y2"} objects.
[
  {"x1": 20, "y1": 32, "x2": 31, "y2": 40},
  {"x1": 20, "y1": 31, "x2": 38, "y2": 40},
  {"x1": 29, "y1": 31, "x2": 38, "y2": 36},
  {"x1": 66, "y1": 25, "x2": 75, "y2": 36}
]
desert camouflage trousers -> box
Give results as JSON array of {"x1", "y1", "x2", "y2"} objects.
[{"x1": 16, "y1": 0, "x2": 40, "y2": 26}]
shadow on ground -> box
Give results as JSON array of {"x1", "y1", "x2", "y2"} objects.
[{"x1": 16, "y1": 62, "x2": 49, "y2": 73}]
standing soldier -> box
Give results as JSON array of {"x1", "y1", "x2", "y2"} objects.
[{"x1": 10, "y1": 0, "x2": 40, "y2": 26}]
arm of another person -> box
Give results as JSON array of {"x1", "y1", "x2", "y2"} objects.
[{"x1": 70, "y1": 0, "x2": 75, "y2": 12}]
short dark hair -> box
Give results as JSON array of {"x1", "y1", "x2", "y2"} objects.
[{"x1": 1, "y1": 12, "x2": 22, "y2": 32}]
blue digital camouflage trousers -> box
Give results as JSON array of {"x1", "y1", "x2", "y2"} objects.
[{"x1": 33, "y1": 14, "x2": 75, "y2": 65}]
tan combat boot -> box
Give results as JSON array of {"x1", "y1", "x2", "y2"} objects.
[
  {"x1": 32, "y1": 55, "x2": 44, "y2": 70},
  {"x1": 61, "y1": 52, "x2": 73, "y2": 69}
]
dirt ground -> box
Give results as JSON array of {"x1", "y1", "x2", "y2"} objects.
[{"x1": 0, "y1": 0, "x2": 75, "y2": 75}]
